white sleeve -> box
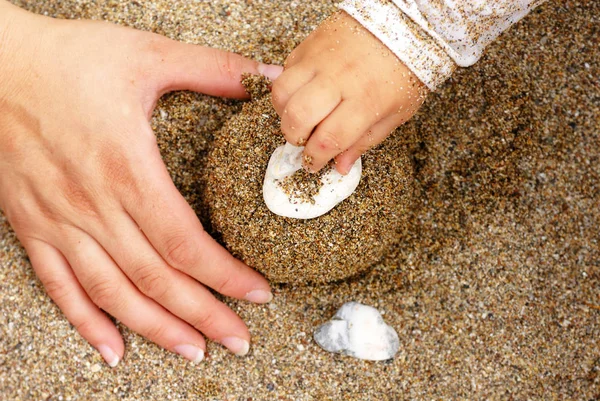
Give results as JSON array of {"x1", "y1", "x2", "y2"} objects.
[{"x1": 339, "y1": 0, "x2": 548, "y2": 91}]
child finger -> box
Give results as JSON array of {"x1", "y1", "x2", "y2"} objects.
[
  {"x1": 334, "y1": 115, "x2": 401, "y2": 174},
  {"x1": 271, "y1": 66, "x2": 316, "y2": 117},
  {"x1": 279, "y1": 76, "x2": 342, "y2": 146},
  {"x1": 302, "y1": 100, "x2": 381, "y2": 172}
]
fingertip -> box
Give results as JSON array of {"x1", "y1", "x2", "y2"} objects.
[
  {"x1": 221, "y1": 336, "x2": 251, "y2": 357},
  {"x1": 156, "y1": 43, "x2": 261, "y2": 99},
  {"x1": 335, "y1": 153, "x2": 358, "y2": 175},
  {"x1": 308, "y1": 164, "x2": 325, "y2": 175},
  {"x1": 301, "y1": 153, "x2": 318, "y2": 174},
  {"x1": 244, "y1": 289, "x2": 273, "y2": 304},
  {"x1": 335, "y1": 162, "x2": 349, "y2": 176},
  {"x1": 24, "y1": 239, "x2": 126, "y2": 368},
  {"x1": 79, "y1": 317, "x2": 125, "y2": 367},
  {"x1": 97, "y1": 342, "x2": 123, "y2": 368},
  {"x1": 258, "y1": 63, "x2": 283, "y2": 81},
  {"x1": 173, "y1": 344, "x2": 205, "y2": 364},
  {"x1": 280, "y1": 129, "x2": 306, "y2": 149}
]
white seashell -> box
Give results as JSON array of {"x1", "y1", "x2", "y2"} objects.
[
  {"x1": 313, "y1": 302, "x2": 399, "y2": 361},
  {"x1": 262, "y1": 143, "x2": 362, "y2": 219}
]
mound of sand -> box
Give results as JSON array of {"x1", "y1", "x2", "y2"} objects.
[{"x1": 204, "y1": 75, "x2": 414, "y2": 283}]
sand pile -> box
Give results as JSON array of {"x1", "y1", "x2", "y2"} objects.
[{"x1": 204, "y1": 75, "x2": 414, "y2": 283}]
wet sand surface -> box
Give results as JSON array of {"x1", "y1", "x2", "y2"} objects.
[{"x1": 1, "y1": 0, "x2": 599, "y2": 399}]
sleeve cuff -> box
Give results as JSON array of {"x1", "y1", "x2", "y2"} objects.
[{"x1": 339, "y1": 0, "x2": 457, "y2": 91}]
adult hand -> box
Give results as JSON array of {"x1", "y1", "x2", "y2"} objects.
[{"x1": 0, "y1": 1, "x2": 282, "y2": 366}]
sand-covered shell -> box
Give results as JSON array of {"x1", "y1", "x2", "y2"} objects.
[
  {"x1": 204, "y1": 75, "x2": 414, "y2": 283},
  {"x1": 263, "y1": 142, "x2": 362, "y2": 219}
]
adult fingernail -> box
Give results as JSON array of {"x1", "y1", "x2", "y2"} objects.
[
  {"x1": 221, "y1": 337, "x2": 250, "y2": 356},
  {"x1": 245, "y1": 289, "x2": 273, "y2": 304},
  {"x1": 97, "y1": 344, "x2": 120, "y2": 368},
  {"x1": 174, "y1": 344, "x2": 205, "y2": 363},
  {"x1": 258, "y1": 63, "x2": 283, "y2": 81}
]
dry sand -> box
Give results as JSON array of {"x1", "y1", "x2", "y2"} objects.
[{"x1": 1, "y1": 0, "x2": 599, "y2": 399}]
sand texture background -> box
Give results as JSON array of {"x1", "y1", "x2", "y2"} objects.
[{"x1": 1, "y1": 0, "x2": 599, "y2": 399}]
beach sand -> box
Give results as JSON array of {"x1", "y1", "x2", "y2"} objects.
[{"x1": 1, "y1": 0, "x2": 599, "y2": 399}]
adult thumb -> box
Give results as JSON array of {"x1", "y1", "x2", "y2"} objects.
[{"x1": 153, "y1": 37, "x2": 283, "y2": 99}]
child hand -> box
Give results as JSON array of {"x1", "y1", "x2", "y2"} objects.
[{"x1": 271, "y1": 11, "x2": 428, "y2": 174}]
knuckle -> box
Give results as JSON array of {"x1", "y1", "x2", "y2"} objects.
[
  {"x1": 286, "y1": 47, "x2": 302, "y2": 64},
  {"x1": 4, "y1": 203, "x2": 33, "y2": 231},
  {"x1": 190, "y1": 310, "x2": 217, "y2": 332},
  {"x1": 284, "y1": 100, "x2": 311, "y2": 129},
  {"x1": 97, "y1": 145, "x2": 134, "y2": 192},
  {"x1": 42, "y1": 276, "x2": 71, "y2": 304},
  {"x1": 164, "y1": 235, "x2": 198, "y2": 268},
  {"x1": 214, "y1": 50, "x2": 242, "y2": 83},
  {"x1": 60, "y1": 178, "x2": 99, "y2": 218},
  {"x1": 271, "y1": 80, "x2": 290, "y2": 110},
  {"x1": 144, "y1": 323, "x2": 169, "y2": 342},
  {"x1": 318, "y1": 74, "x2": 336, "y2": 92},
  {"x1": 315, "y1": 130, "x2": 341, "y2": 153},
  {"x1": 87, "y1": 277, "x2": 123, "y2": 311},
  {"x1": 362, "y1": 86, "x2": 384, "y2": 114},
  {"x1": 214, "y1": 274, "x2": 235, "y2": 295},
  {"x1": 339, "y1": 59, "x2": 359, "y2": 75},
  {"x1": 74, "y1": 319, "x2": 95, "y2": 336},
  {"x1": 283, "y1": 48, "x2": 304, "y2": 69},
  {"x1": 36, "y1": 203, "x2": 59, "y2": 225},
  {"x1": 131, "y1": 262, "x2": 167, "y2": 299}
]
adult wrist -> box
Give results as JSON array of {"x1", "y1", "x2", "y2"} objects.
[
  {"x1": 0, "y1": 3, "x2": 45, "y2": 98},
  {"x1": 0, "y1": 2, "x2": 24, "y2": 81}
]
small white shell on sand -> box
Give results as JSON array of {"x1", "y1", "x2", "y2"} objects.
[
  {"x1": 263, "y1": 143, "x2": 362, "y2": 219},
  {"x1": 314, "y1": 302, "x2": 399, "y2": 361}
]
